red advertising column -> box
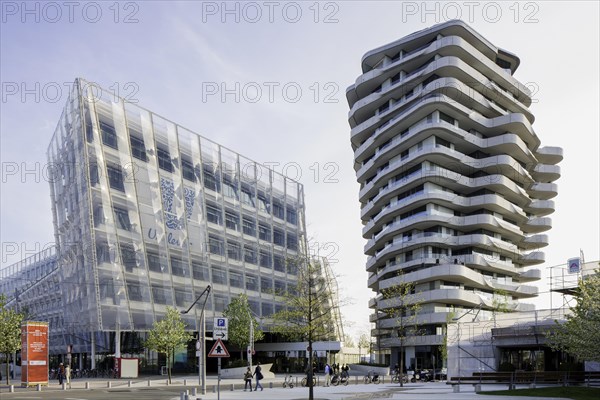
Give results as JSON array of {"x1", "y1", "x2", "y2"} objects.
[{"x1": 21, "y1": 321, "x2": 49, "y2": 387}]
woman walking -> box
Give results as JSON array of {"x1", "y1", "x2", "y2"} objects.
[
  {"x1": 253, "y1": 362, "x2": 263, "y2": 391},
  {"x1": 243, "y1": 367, "x2": 253, "y2": 391}
]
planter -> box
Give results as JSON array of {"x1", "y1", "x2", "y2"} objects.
[{"x1": 348, "y1": 364, "x2": 390, "y2": 376}]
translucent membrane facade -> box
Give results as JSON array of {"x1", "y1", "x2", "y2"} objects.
[
  {"x1": 42, "y1": 79, "x2": 306, "y2": 354},
  {"x1": 346, "y1": 21, "x2": 562, "y2": 367}
]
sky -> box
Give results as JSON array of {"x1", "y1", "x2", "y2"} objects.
[{"x1": 1, "y1": 1, "x2": 599, "y2": 341}]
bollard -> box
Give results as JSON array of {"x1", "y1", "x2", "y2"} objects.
[
  {"x1": 128, "y1": 380, "x2": 132, "y2": 387},
  {"x1": 107, "y1": 381, "x2": 112, "y2": 388},
  {"x1": 269, "y1": 381, "x2": 273, "y2": 389},
  {"x1": 355, "y1": 376, "x2": 359, "y2": 385},
  {"x1": 62, "y1": 382, "x2": 67, "y2": 390},
  {"x1": 192, "y1": 387, "x2": 197, "y2": 396},
  {"x1": 453, "y1": 384, "x2": 460, "y2": 393},
  {"x1": 212, "y1": 384, "x2": 216, "y2": 393},
  {"x1": 230, "y1": 383, "x2": 234, "y2": 391},
  {"x1": 474, "y1": 384, "x2": 481, "y2": 392},
  {"x1": 529, "y1": 383, "x2": 536, "y2": 389},
  {"x1": 148, "y1": 379, "x2": 151, "y2": 386},
  {"x1": 37, "y1": 384, "x2": 42, "y2": 391},
  {"x1": 184, "y1": 379, "x2": 187, "y2": 386},
  {"x1": 9, "y1": 385, "x2": 14, "y2": 393},
  {"x1": 85, "y1": 382, "x2": 90, "y2": 389},
  {"x1": 180, "y1": 392, "x2": 186, "y2": 400}
]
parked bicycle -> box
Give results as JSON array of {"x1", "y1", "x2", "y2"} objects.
[
  {"x1": 282, "y1": 374, "x2": 295, "y2": 388},
  {"x1": 364, "y1": 370, "x2": 380, "y2": 384},
  {"x1": 301, "y1": 374, "x2": 317, "y2": 387},
  {"x1": 331, "y1": 373, "x2": 349, "y2": 386},
  {"x1": 391, "y1": 372, "x2": 409, "y2": 384}
]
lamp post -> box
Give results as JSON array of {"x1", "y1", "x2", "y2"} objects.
[{"x1": 181, "y1": 285, "x2": 211, "y2": 395}]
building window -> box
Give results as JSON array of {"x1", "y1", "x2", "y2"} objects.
[
  {"x1": 206, "y1": 203, "x2": 222, "y2": 225},
  {"x1": 127, "y1": 283, "x2": 143, "y2": 302},
  {"x1": 286, "y1": 206, "x2": 297, "y2": 225},
  {"x1": 241, "y1": 189, "x2": 254, "y2": 206},
  {"x1": 222, "y1": 179, "x2": 238, "y2": 199},
  {"x1": 100, "y1": 121, "x2": 118, "y2": 149},
  {"x1": 225, "y1": 210, "x2": 240, "y2": 231},
  {"x1": 260, "y1": 277, "x2": 272, "y2": 293},
  {"x1": 287, "y1": 259, "x2": 298, "y2": 275},
  {"x1": 151, "y1": 285, "x2": 171, "y2": 305},
  {"x1": 209, "y1": 235, "x2": 224, "y2": 256},
  {"x1": 214, "y1": 294, "x2": 228, "y2": 312},
  {"x1": 439, "y1": 111, "x2": 455, "y2": 125},
  {"x1": 182, "y1": 159, "x2": 197, "y2": 182},
  {"x1": 107, "y1": 164, "x2": 125, "y2": 192},
  {"x1": 174, "y1": 289, "x2": 192, "y2": 307},
  {"x1": 246, "y1": 274, "x2": 258, "y2": 291},
  {"x1": 113, "y1": 206, "x2": 132, "y2": 231},
  {"x1": 157, "y1": 147, "x2": 174, "y2": 172},
  {"x1": 274, "y1": 280, "x2": 286, "y2": 295},
  {"x1": 203, "y1": 165, "x2": 220, "y2": 192},
  {"x1": 120, "y1": 243, "x2": 137, "y2": 272},
  {"x1": 273, "y1": 228, "x2": 285, "y2": 246},
  {"x1": 272, "y1": 199, "x2": 284, "y2": 219},
  {"x1": 257, "y1": 194, "x2": 269, "y2": 212},
  {"x1": 147, "y1": 252, "x2": 168, "y2": 273},
  {"x1": 129, "y1": 135, "x2": 147, "y2": 161},
  {"x1": 249, "y1": 300, "x2": 260, "y2": 316},
  {"x1": 192, "y1": 262, "x2": 209, "y2": 281},
  {"x1": 286, "y1": 232, "x2": 298, "y2": 251},
  {"x1": 229, "y1": 271, "x2": 243, "y2": 288},
  {"x1": 211, "y1": 266, "x2": 227, "y2": 285},
  {"x1": 244, "y1": 245, "x2": 257, "y2": 264},
  {"x1": 258, "y1": 223, "x2": 271, "y2": 242},
  {"x1": 242, "y1": 216, "x2": 256, "y2": 236},
  {"x1": 227, "y1": 241, "x2": 241, "y2": 260},
  {"x1": 261, "y1": 302, "x2": 273, "y2": 317},
  {"x1": 171, "y1": 257, "x2": 188, "y2": 277},
  {"x1": 273, "y1": 254, "x2": 285, "y2": 272},
  {"x1": 259, "y1": 250, "x2": 271, "y2": 268}
]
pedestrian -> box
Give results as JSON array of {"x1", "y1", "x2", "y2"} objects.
[
  {"x1": 243, "y1": 367, "x2": 253, "y2": 391},
  {"x1": 324, "y1": 363, "x2": 332, "y2": 386},
  {"x1": 58, "y1": 363, "x2": 65, "y2": 385},
  {"x1": 9, "y1": 362, "x2": 14, "y2": 379},
  {"x1": 253, "y1": 362, "x2": 263, "y2": 391},
  {"x1": 65, "y1": 364, "x2": 71, "y2": 388}
]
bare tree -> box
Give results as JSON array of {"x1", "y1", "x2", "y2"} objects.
[
  {"x1": 380, "y1": 272, "x2": 422, "y2": 387},
  {"x1": 271, "y1": 255, "x2": 342, "y2": 400}
]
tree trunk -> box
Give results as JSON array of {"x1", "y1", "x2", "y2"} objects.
[
  {"x1": 167, "y1": 352, "x2": 171, "y2": 384},
  {"x1": 308, "y1": 340, "x2": 314, "y2": 400},
  {"x1": 5, "y1": 354, "x2": 9, "y2": 385},
  {"x1": 400, "y1": 344, "x2": 404, "y2": 387}
]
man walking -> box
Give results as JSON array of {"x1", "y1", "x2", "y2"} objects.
[{"x1": 324, "y1": 363, "x2": 332, "y2": 387}]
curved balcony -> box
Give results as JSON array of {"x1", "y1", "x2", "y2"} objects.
[
  {"x1": 520, "y1": 234, "x2": 549, "y2": 249},
  {"x1": 519, "y1": 268, "x2": 541, "y2": 282},
  {"x1": 531, "y1": 164, "x2": 561, "y2": 182},
  {"x1": 523, "y1": 217, "x2": 552, "y2": 233},
  {"x1": 524, "y1": 199, "x2": 555, "y2": 216},
  {"x1": 536, "y1": 146, "x2": 564, "y2": 164},
  {"x1": 527, "y1": 182, "x2": 558, "y2": 200}
]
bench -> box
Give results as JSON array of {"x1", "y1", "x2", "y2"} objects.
[{"x1": 448, "y1": 371, "x2": 600, "y2": 392}]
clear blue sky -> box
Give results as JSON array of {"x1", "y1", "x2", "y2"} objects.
[{"x1": 1, "y1": 1, "x2": 598, "y2": 340}]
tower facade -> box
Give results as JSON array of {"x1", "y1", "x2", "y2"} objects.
[{"x1": 346, "y1": 21, "x2": 562, "y2": 367}]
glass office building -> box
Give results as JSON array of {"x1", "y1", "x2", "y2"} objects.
[{"x1": 3, "y1": 78, "x2": 308, "y2": 367}]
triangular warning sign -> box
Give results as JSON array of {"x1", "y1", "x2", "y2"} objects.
[{"x1": 208, "y1": 338, "x2": 230, "y2": 358}]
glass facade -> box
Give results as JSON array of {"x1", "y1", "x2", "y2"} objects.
[{"x1": 44, "y1": 79, "x2": 306, "y2": 354}]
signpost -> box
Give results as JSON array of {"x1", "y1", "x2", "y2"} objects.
[
  {"x1": 21, "y1": 321, "x2": 49, "y2": 387},
  {"x1": 208, "y1": 339, "x2": 230, "y2": 400},
  {"x1": 213, "y1": 317, "x2": 228, "y2": 341}
]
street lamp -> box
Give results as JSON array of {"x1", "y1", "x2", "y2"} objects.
[{"x1": 181, "y1": 285, "x2": 211, "y2": 395}]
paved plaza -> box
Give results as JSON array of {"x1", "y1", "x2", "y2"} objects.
[{"x1": 0, "y1": 376, "x2": 577, "y2": 400}]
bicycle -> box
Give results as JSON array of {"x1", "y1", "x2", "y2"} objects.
[
  {"x1": 391, "y1": 372, "x2": 409, "y2": 384},
  {"x1": 301, "y1": 375, "x2": 316, "y2": 387},
  {"x1": 364, "y1": 370, "x2": 380, "y2": 384},
  {"x1": 282, "y1": 374, "x2": 294, "y2": 388},
  {"x1": 331, "y1": 373, "x2": 349, "y2": 386}
]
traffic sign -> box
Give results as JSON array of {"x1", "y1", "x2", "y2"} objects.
[
  {"x1": 213, "y1": 317, "x2": 228, "y2": 340},
  {"x1": 208, "y1": 339, "x2": 230, "y2": 358}
]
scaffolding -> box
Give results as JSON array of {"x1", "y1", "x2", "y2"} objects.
[{"x1": 549, "y1": 257, "x2": 600, "y2": 308}]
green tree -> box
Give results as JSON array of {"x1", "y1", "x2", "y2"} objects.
[
  {"x1": 380, "y1": 272, "x2": 422, "y2": 387},
  {"x1": 548, "y1": 271, "x2": 600, "y2": 362},
  {"x1": 271, "y1": 256, "x2": 340, "y2": 400},
  {"x1": 0, "y1": 294, "x2": 24, "y2": 385},
  {"x1": 145, "y1": 307, "x2": 192, "y2": 383},
  {"x1": 358, "y1": 333, "x2": 370, "y2": 362},
  {"x1": 223, "y1": 294, "x2": 264, "y2": 363}
]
